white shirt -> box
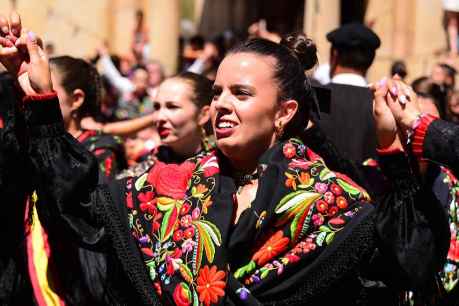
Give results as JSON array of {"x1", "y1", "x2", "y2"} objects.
[{"x1": 331, "y1": 73, "x2": 368, "y2": 87}]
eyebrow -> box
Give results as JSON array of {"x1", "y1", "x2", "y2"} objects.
[{"x1": 229, "y1": 84, "x2": 255, "y2": 92}]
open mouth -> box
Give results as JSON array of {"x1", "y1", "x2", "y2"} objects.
[
  {"x1": 214, "y1": 117, "x2": 238, "y2": 139},
  {"x1": 158, "y1": 127, "x2": 172, "y2": 138}
]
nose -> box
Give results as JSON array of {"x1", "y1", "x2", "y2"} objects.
[
  {"x1": 213, "y1": 91, "x2": 233, "y2": 113},
  {"x1": 153, "y1": 106, "x2": 167, "y2": 125}
]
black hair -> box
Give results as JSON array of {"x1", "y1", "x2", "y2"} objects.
[
  {"x1": 50, "y1": 56, "x2": 102, "y2": 119},
  {"x1": 174, "y1": 71, "x2": 213, "y2": 109},
  {"x1": 439, "y1": 63, "x2": 457, "y2": 78},
  {"x1": 390, "y1": 60, "x2": 407, "y2": 79},
  {"x1": 228, "y1": 33, "x2": 318, "y2": 139},
  {"x1": 334, "y1": 46, "x2": 375, "y2": 72}
]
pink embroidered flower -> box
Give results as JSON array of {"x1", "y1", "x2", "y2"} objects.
[
  {"x1": 312, "y1": 214, "x2": 324, "y2": 226},
  {"x1": 283, "y1": 143, "x2": 296, "y2": 159},
  {"x1": 181, "y1": 238, "x2": 196, "y2": 253},
  {"x1": 180, "y1": 215, "x2": 193, "y2": 227},
  {"x1": 314, "y1": 182, "x2": 328, "y2": 194},
  {"x1": 323, "y1": 191, "x2": 335, "y2": 204},
  {"x1": 192, "y1": 207, "x2": 201, "y2": 220},
  {"x1": 288, "y1": 159, "x2": 313, "y2": 170}
]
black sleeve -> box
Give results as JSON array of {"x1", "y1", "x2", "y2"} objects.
[
  {"x1": 24, "y1": 96, "x2": 108, "y2": 249},
  {"x1": 23, "y1": 96, "x2": 162, "y2": 305},
  {"x1": 423, "y1": 119, "x2": 459, "y2": 177},
  {"x1": 370, "y1": 153, "x2": 449, "y2": 290}
]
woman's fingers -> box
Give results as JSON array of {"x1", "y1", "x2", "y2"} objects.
[
  {"x1": 9, "y1": 12, "x2": 21, "y2": 37},
  {"x1": 0, "y1": 15, "x2": 9, "y2": 37}
]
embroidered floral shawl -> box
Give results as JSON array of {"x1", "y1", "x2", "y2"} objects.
[{"x1": 124, "y1": 138, "x2": 374, "y2": 305}]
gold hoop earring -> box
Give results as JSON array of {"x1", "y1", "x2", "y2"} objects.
[{"x1": 200, "y1": 126, "x2": 211, "y2": 152}]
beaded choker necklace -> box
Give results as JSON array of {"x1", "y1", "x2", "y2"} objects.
[{"x1": 233, "y1": 170, "x2": 259, "y2": 194}]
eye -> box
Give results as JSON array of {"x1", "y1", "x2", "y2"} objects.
[
  {"x1": 153, "y1": 102, "x2": 160, "y2": 111},
  {"x1": 212, "y1": 88, "x2": 222, "y2": 100},
  {"x1": 234, "y1": 89, "x2": 251, "y2": 100}
]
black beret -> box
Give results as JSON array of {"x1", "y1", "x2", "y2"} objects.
[{"x1": 326, "y1": 23, "x2": 381, "y2": 51}]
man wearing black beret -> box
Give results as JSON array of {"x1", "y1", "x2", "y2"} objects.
[{"x1": 318, "y1": 23, "x2": 380, "y2": 163}]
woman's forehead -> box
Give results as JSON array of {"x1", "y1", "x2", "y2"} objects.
[{"x1": 215, "y1": 52, "x2": 276, "y2": 86}]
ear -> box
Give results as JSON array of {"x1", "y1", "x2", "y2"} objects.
[
  {"x1": 70, "y1": 89, "x2": 85, "y2": 113},
  {"x1": 197, "y1": 105, "x2": 211, "y2": 127},
  {"x1": 275, "y1": 99, "x2": 298, "y2": 128}
]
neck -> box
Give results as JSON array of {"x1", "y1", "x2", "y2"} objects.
[
  {"x1": 170, "y1": 134, "x2": 203, "y2": 160},
  {"x1": 332, "y1": 66, "x2": 366, "y2": 78},
  {"x1": 66, "y1": 119, "x2": 82, "y2": 138}
]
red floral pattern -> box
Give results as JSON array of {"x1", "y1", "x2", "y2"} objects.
[
  {"x1": 196, "y1": 266, "x2": 226, "y2": 306},
  {"x1": 147, "y1": 161, "x2": 195, "y2": 199}
]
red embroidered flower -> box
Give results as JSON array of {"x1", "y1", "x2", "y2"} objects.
[
  {"x1": 252, "y1": 231, "x2": 290, "y2": 266},
  {"x1": 283, "y1": 143, "x2": 296, "y2": 159},
  {"x1": 328, "y1": 206, "x2": 339, "y2": 216},
  {"x1": 330, "y1": 183, "x2": 343, "y2": 196},
  {"x1": 126, "y1": 191, "x2": 134, "y2": 209},
  {"x1": 138, "y1": 192, "x2": 157, "y2": 215},
  {"x1": 336, "y1": 196, "x2": 348, "y2": 209},
  {"x1": 196, "y1": 265, "x2": 226, "y2": 306},
  {"x1": 173, "y1": 230, "x2": 183, "y2": 242},
  {"x1": 184, "y1": 227, "x2": 195, "y2": 239},
  {"x1": 316, "y1": 200, "x2": 328, "y2": 213},
  {"x1": 147, "y1": 161, "x2": 195, "y2": 199},
  {"x1": 200, "y1": 154, "x2": 220, "y2": 177},
  {"x1": 180, "y1": 203, "x2": 191, "y2": 215},
  {"x1": 154, "y1": 281, "x2": 162, "y2": 296},
  {"x1": 173, "y1": 283, "x2": 192, "y2": 306}
]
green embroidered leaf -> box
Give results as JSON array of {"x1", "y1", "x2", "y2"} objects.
[
  {"x1": 160, "y1": 206, "x2": 178, "y2": 242},
  {"x1": 200, "y1": 225, "x2": 216, "y2": 263},
  {"x1": 146, "y1": 260, "x2": 156, "y2": 280},
  {"x1": 193, "y1": 290, "x2": 199, "y2": 306},
  {"x1": 316, "y1": 232, "x2": 327, "y2": 247},
  {"x1": 234, "y1": 260, "x2": 257, "y2": 279},
  {"x1": 275, "y1": 191, "x2": 321, "y2": 214},
  {"x1": 199, "y1": 220, "x2": 222, "y2": 246},
  {"x1": 319, "y1": 225, "x2": 332, "y2": 233},
  {"x1": 135, "y1": 173, "x2": 148, "y2": 191},
  {"x1": 179, "y1": 264, "x2": 193, "y2": 284},
  {"x1": 319, "y1": 168, "x2": 335, "y2": 181},
  {"x1": 337, "y1": 179, "x2": 361, "y2": 197},
  {"x1": 260, "y1": 269, "x2": 270, "y2": 279},
  {"x1": 325, "y1": 232, "x2": 336, "y2": 245}
]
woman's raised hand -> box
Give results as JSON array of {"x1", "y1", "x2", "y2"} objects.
[
  {"x1": 384, "y1": 76, "x2": 422, "y2": 133},
  {"x1": 370, "y1": 78, "x2": 400, "y2": 149},
  {"x1": 0, "y1": 12, "x2": 52, "y2": 95}
]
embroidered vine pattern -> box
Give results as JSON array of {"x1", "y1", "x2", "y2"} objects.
[
  {"x1": 233, "y1": 139, "x2": 370, "y2": 293},
  {"x1": 126, "y1": 152, "x2": 226, "y2": 306}
]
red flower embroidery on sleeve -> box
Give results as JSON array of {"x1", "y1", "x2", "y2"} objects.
[
  {"x1": 196, "y1": 265, "x2": 226, "y2": 306},
  {"x1": 252, "y1": 231, "x2": 290, "y2": 266}
]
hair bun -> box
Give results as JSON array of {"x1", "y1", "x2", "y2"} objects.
[{"x1": 280, "y1": 33, "x2": 318, "y2": 71}]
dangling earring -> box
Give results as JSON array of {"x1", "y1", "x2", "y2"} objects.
[
  {"x1": 71, "y1": 110, "x2": 78, "y2": 119},
  {"x1": 275, "y1": 121, "x2": 284, "y2": 139}
]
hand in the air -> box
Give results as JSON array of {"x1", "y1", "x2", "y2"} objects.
[{"x1": 0, "y1": 12, "x2": 52, "y2": 95}]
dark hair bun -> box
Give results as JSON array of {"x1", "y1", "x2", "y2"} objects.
[{"x1": 280, "y1": 33, "x2": 318, "y2": 71}]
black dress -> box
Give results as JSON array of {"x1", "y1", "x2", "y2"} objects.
[{"x1": 7, "y1": 94, "x2": 449, "y2": 305}]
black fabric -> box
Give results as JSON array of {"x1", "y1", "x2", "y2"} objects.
[
  {"x1": 0, "y1": 73, "x2": 35, "y2": 305},
  {"x1": 20, "y1": 96, "x2": 449, "y2": 306},
  {"x1": 318, "y1": 83, "x2": 377, "y2": 163},
  {"x1": 423, "y1": 119, "x2": 459, "y2": 177}
]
